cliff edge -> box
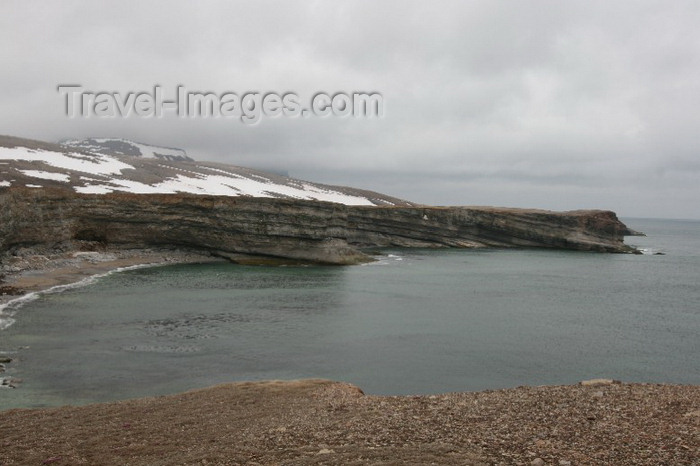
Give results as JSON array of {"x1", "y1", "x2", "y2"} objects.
[{"x1": 0, "y1": 187, "x2": 637, "y2": 265}]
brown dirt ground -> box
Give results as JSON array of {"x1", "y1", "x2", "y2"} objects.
[{"x1": 1, "y1": 379, "x2": 698, "y2": 465}]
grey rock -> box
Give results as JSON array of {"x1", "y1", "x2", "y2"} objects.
[
  {"x1": 581, "y1": 378, "x2": 616, "y2": 386},
  {"x1": 0, "y1": 189, "x2": 638, "y2": 266}
]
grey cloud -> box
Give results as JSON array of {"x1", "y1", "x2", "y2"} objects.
[{"x1": 1, "y1": 0, "x2": 699, "y2": 219}]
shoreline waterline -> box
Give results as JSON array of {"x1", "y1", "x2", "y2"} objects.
[
  {"x1": 0, "y1": 263, "x2": 169, "y2": 331},
  {"x1": 0, "y1": 249, "x2": 224, "y2": 331}
]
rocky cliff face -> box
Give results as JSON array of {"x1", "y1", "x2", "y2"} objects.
[{"x1": 0, "y1": 188, "x2": 637, "y2": 265}]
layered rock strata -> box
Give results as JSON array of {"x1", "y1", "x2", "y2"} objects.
[{"x1": 0, "y1": 187, "x2": 637, "y2": 265}]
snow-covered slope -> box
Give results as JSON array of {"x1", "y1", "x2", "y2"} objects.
[
  {"x1": 0, "y1": 136, "x2": 412, "y2": 206},
  {"x1": 60, "y1": 138, "x2": 193, "y2": 162}
]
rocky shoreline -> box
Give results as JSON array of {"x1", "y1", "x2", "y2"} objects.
[
  {"x1": 0, "y1": 247, "x2": 223, "y2": 309},
  {"x1": 1, "y1": 378, "x2": 698, "y2": 465},
  {"x1": 0, "y1": 186, "x2": 641, "y2": 328}
]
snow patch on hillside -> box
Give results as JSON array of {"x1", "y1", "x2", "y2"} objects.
[
  {"x1": 18, "y1": 170, "x2": 71, "y2": 182},
  {"x1": 0, "y1": 146, "x2": 134, "y2": 176},
  {"x1": 0, "y1": 146, "x2": 375, "y2": 205}
]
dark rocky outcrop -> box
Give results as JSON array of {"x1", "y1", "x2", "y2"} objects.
[
  {"x1": 0, "y1": 187, "x2": 637, "y2": 265},
  {"x1": 59, "y1": 138, "x2": 194, "y2": 162}
]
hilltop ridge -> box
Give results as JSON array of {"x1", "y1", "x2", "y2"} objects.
[{"x1": 0, "y1": 135, "x2": 412, "y2": 206}]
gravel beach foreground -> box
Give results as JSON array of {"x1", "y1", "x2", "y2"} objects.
[{"x1": 1, "y1": 379, "x2": 698, "y2": 465}]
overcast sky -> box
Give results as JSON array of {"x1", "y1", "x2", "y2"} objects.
[{"x1": 2, "y1": 1, "x2": 699, "y2": 218}]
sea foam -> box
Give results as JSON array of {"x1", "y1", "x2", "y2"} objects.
[{"x1": 0, "y1": 263, "x2": 161, "y2": 331}]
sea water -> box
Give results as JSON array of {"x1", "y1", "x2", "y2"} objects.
[{"x1": 1, "y1": 218, "x2": 698, "y2": 409}]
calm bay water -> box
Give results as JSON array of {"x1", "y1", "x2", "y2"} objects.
[{"x1": 1, "y1": 218, "x2": 699, "y2": 409}]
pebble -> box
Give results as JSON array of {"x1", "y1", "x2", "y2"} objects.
[
  {"x1": 531, "y1": 458, "x2": 545, "y2": 466},
  {"x1": 1, "y1": 377, "x2": 16, "y2": 388},
  {"x1": 317, "y1": 448, "x2": 334, "y2": 455},
  {"x1": 580, "y1": 378, "x2": 615, "y2": 386}
]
